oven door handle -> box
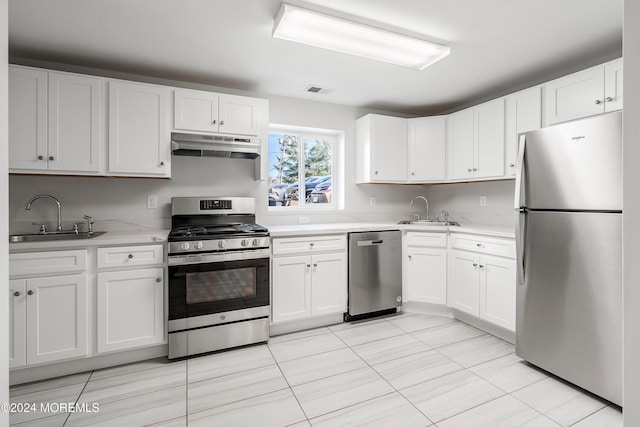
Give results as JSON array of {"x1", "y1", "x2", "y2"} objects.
[{"x1": 168, "y1": 248, "x2": 271, "y2": 266}]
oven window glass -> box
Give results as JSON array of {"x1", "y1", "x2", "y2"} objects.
[{"x1": 186, "y1": 267, "x2": 256, "y2": 304}]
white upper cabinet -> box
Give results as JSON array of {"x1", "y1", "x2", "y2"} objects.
[
  {"x1": 447, "y1": 108, "x2": 474, "y2": 180},
  {"x1": 108, "y1": 80, "x2": 171, "y2": 177},
  {"x1": 356, "y1": 114, "x2": 408, "y2": 183},
  {"x1": 174, "y1": 88, "x2": 261, "y2": 136},
  {"x1": 9, "y1": 66, "x2": 102, "y2": 173},
  {"x1": 48, "y1": 72, "x2": 102, "y2": 173},
  {"x1": 604, "y1": 60, "x2": 623, "y2": 112},
  {"x1": 9, "y1": 67, "x2": 48, "y2": 171},
  {"x1": 474, "y1": 98, "x2": 505, "y2": 179},
  {"x1": 543, "y1": 58, "x2": 623, "y2": 126},
  {"x1": 408, "y1": 116, "x2": 446, "y2": 182},
  {"x1": 505, "y1": 87, "x2": 541, "y2": 177}
]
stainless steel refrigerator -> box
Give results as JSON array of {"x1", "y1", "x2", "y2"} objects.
[{"x1": 515, "y1": 111, "x2": 622, "y2": 406}]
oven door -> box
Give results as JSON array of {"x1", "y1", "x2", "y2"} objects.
[{"x1": 168, "y1": 249, "x2": 270, "y2": 330}]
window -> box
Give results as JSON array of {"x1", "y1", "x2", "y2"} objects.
[{"x1": 268, "y1": 126, "x2": 342, "y2": 209}]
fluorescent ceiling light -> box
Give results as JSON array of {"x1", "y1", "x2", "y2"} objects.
[{"x1": 272, "y1": 3, "x2": 450, "y2": 70}]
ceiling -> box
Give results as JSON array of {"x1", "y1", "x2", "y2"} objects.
[{"x1": 8, "y1": 0, "x2": 623, "y2": 115}]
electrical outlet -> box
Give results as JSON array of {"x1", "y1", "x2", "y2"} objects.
[
  {"x1": 480, "y1": 195, "x2": 487, "y2": 207},
  {"x1": 147, "y1": 195, "x2": 158, "y2": 209},
  {"x1": 299, "y1": 216, "x2": 310, "y2": 224},
  {"x1": 369, "y1": 196, "x2": 377, "y2": 207}
]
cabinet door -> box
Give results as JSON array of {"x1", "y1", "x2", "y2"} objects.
[
  {"x1": 449, "y1": 251, "x2": 479, "y2": 315},
  {"x1": 174, "y1": 88, "x2": 219, "y2": 133},
  {"x1": 371, "y1": 115, "x2": 408, "y2": 182},
  {"x1": 9, "y1": 279, "x2": 27, "y2": 368},
  {"x1": 218, "y1": 94, "x2": 261, "y2": 136},
  {"x1": 543, "y1": 67, "x2": 604, "y2": 126},
  {"x1": 505, "y1": 87, "x2": 541, "y2": 177},
  {"x1": 108, "y1": 81, "x2": 170, "y2": 177},
  {"x1": 479, "y1": 255, "x2": 516, "y2": 331},
  {"x1": 48, "y1": 72, "x2": 102, "y2": 173},
  {"x1": 604, "y1": 59, "x2": 623, "y2": 112},
  {"x1": 97, "y1": 268, "x2": 164, "y2": 353},
  {"x1": 9, "y1": 66, "x2": 48, "y2": 170},
  {"x1": 311, "y1": 252, "x2": 347, "y2": 316},
  {"x1": 408, "y1": 116, "x2": 446, "y2": 181},
  {"x1": 26, "y1": 274, "x2": 88, "y2": 365},
  {"x1": 447, "y1": 108, "x2": 474, "y2": 180},
  {"x1": 406, "y1": 247, "x2": 447, "y2": 305},
  {"x1": 272, "y1": 256, "x2": 312, "y2": 323},
  {"x1": 474, "y1": 98, "x2": 505, "y2": 179}
]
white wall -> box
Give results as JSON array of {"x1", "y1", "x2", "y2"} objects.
[
  {"x1": 1, "y1": 0, "x2": 10, "y2": 422},
  {"x1": 623, "y1": 0, "x2": 639, "y2": 423}
]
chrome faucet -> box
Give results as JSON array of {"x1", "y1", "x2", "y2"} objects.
[
  {"x1": 25, "y1": 194, "x2": 63, "y2": 232},
  {"x1": 410, "y1": 196, "x2": 429, "y2": 221}
]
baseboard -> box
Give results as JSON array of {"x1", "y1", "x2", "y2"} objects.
[{"x1": 269, "y1": 313, "x2": 344, "y2": 336}]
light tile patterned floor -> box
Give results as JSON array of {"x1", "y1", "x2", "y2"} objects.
[{"x1": 8, "y1": 313, "x2": 623, "y2": 426}]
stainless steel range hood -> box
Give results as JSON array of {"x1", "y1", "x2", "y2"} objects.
[{"x1": 171, "y1": 132, "x2": 260, "y2": 159}]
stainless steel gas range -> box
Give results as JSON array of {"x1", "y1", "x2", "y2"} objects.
[{"x1": 167, "y1": 197, "x2": 270, "y2": 359}]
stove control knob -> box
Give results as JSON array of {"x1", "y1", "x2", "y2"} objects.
[
  {"x1": 194, "y1": 241, "x2": 203, "y2": 250},
  {"x1": 241, "y1": 239, "x2": 249, "y2": 247},
  {"x1": 252, "y1": 239, "x2": 259, "y2": 246},
  {"x1": 181, "y1": 242, "x2": 190, "y2": 251},
  {"x1": 218, "y1": 241, "x2": 226, "y2": 249}
]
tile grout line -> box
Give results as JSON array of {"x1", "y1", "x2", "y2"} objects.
[
  {"x1": 327, "y1": 322, "x2": 436, "y2": 425},
  {"x1": 266, "y1": 344, "x2": 310, "y2": 424},
  {"x1": 62, "y1": 368, "x2": 94, "y2": 426}
]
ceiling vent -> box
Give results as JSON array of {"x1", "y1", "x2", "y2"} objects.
[{"x1": 305, "y1": 84, "x2": 330, "y2": 95}]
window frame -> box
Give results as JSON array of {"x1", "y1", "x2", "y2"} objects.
[{"x1": 268, "y1": 125, "x2": 343, "y2": 212}]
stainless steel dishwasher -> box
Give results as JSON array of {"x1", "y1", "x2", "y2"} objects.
[{"x1": 346, "y1": 230, "x2": 402, "y2": 321}]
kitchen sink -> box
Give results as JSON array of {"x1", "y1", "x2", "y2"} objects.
[{"x1": 9, "y1": 231, "x2": 107, "y2": 243}]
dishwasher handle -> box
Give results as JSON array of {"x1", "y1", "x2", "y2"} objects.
[{"x1": 356, "y1": 239, "x2": 384, "y2": 247}]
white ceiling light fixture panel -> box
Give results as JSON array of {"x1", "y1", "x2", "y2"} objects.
[{"x1": 272, "y1": 3, "x2": 450, "y2": 70}]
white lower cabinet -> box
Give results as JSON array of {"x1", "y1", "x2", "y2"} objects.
[
  {"x1": 96, "y1": 244, "x2": 165, "y2": 354},
  {"x1": 405, "y1": 232, "x2": 447, "y2": 305},
  {"x1": 449, "y1": 234, "x2": 516, "y2": 331},
  {"x1": 9, "y1": 274, "x2": 89, "y2": 368},
  {"x1": 97, "y1": 268, "x2": 164, "y2": 353},
  {"x1": 271, "y1": 235, "x2": 347, "y2": 324}
]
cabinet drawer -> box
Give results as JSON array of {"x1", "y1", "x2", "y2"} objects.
[
  {"x1": 450, "y1": 234, "x2": 515, "y2": 258},
  {"x1": 97, "y1": 244, "x2": 164, "y2": 268},
  {"x1": 10, "y1": 250, "x2": 88, "y2": 277},
  {"x1": 406, "y1": 232, "x2": 447, "y2": 248},
  {"x1": 272, "y1": 235, "x2": 346, "y2": 256}
]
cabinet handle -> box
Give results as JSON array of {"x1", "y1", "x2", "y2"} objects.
[
  {"x1": 313, "y1": 263, "x2": 318, "y2": 267},
  {"x1": 309, "y1": 243, "x2": 314, "y2": 247},
  {"x1": 13, "y1": 291, "x2": 21, "y2": 297},
  {"x1": 509, "y1": 163, "x2": 515, "y2": 168},
  {"x1": 467, "y1": 168, "x2": 472, "y2": 172},
  {"x1": 476, "y1": 243, "x2": 482, "y2": 247},
  {"x1": 374, "y1": 171, "x2": 379, "y2": 175},
  {"x1": 48, "y1": 156, "x2": 55, "y2": 161},
  {"x1": 306, "y1": 263, "x2": 311, "y2": 268},
  {"x1": 472, "y1": 263, "x2": 478, "y2": 267},
  {"x1": 128, "y1": 254, "x2": 134, "y2": 259},
  {"x1": 411, "y1": 172, "x2": 415, "y2": 176},
  {"x1": 212, "y1": 119, "x2": 217, "y2": 124},
  {"x1": 473, "y1": 168, "x2": 478, "y2": 171},
  {"x1": 595, "y1": 99, "x2": 603, "y2": 105},
  {"x1": 408, "y1": 255, "x2": 412, "y2": 260},
  {"x1": 605, "y1": 97, "x2": 615, "y2": 102},
  {"x1": 479, "y1": 265, "x2": 485, "y2": 268},
  {"x1": 160, "y1": 161, "x2": 165, "y2": 166},
  {"x1": 156, "y1": 277, "x2": 162, "y2": 283},
  {"x1": 27, "y1": 290, "x2": 34, "y2": 296},
  {"x1": 37, "y1": 155, "x2": 44, "y2": 160},
  {"x1": 220, "y1": 120, "x2": 225, "y2": 125}
]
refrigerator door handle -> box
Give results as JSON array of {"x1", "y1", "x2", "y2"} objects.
[
  {"x1": 514, "y1": 134, "x2": 527, "y2": 210},
  {"x1": 515, "y1": 209, "x2": 527, "y2": 286}
]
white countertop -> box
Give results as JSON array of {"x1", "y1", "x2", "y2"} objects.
[
  {"x1": 9, "y1": 230, "x2": 170, "y2": 252},
  {"x1": 267, "y1": 222, "x2": 515, "y2": 239}
]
